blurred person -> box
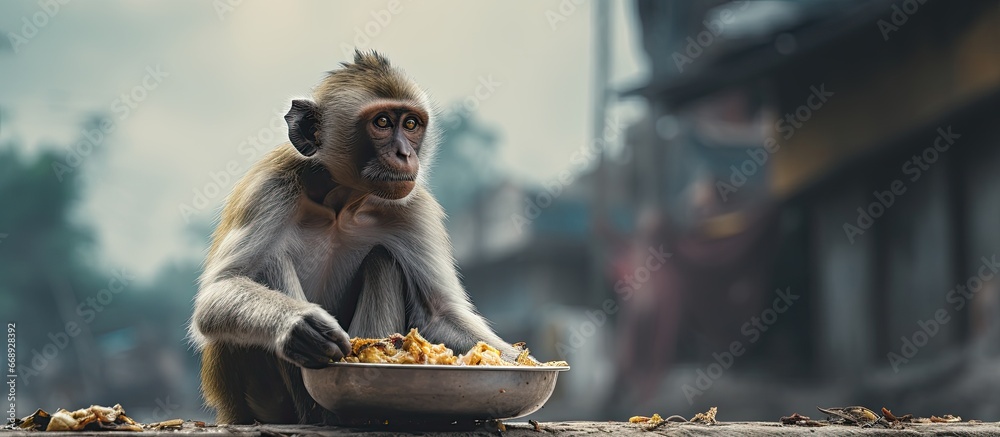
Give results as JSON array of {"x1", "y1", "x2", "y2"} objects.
[{"x1": 607, "y1": 205, "x2": 680, "y2": 405}]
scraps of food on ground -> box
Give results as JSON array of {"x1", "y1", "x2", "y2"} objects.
[
  {"x1": 629, "y1": 407, "x2": 716, "y2": 430},
  {"x1": 782, "y1": 406, "x2": 967, "y2": 428},
  {"x1": 631, "y1": 406, "x2": 974, "y2": 430},
  {"x1": 7, "y1": 404, "x2": 210, "y2": 432}
]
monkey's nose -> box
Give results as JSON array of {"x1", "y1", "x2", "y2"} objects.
[
  {"x1": 394, "y1": 142, "x2": 415, "y2": 163},
  {"x1": 387, "y1": 143, "x2": 418, "y2": 174}
]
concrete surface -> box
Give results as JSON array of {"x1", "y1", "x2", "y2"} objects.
[{"x1": 6, "y1": 420, "x2": 1000, "y2": 436}]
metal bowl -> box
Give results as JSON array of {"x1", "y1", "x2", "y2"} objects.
[{"x1": 302, "y1": 363, "x2": 570, "y2": 423}]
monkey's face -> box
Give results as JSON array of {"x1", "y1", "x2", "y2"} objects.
[
  {"x1": 285, "y1": 98, "x2": 429, "y2": 200},
  {"x1": 355, "y1": 102, "x2": 427, "y2": 200},
  {"x1": 285, "y1": 51, "x2": 438, "y2": 202}
]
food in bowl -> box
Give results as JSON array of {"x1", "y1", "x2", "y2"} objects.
[{"x1": 339, "y1": 328, "x2": 568, "y2": 367}]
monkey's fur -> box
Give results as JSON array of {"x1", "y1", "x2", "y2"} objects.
[{"x1": 190, "y1": 51, "x2": 517, "y2": 424}]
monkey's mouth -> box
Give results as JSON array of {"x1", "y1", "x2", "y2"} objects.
[
  {"x1": 360, "y1": 163, "x2": 417, "y2": 183},
  {"x1": 361, "y1": 164, "x2": 417, "y2": 199},
  {"x1": 370, "y1": 174, "x2": 416, "y2": 183}
]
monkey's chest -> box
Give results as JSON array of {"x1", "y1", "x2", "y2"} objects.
[
  {"x1": 289, "y1": 232, "x2": 365, "y2": 296},
  {"x1": 289, "y1": 222, "x2": 401, "y2": 302},
  {"x1": 292, "y1": 198, "x2": 409, "y2": 300}
]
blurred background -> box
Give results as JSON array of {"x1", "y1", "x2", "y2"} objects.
[{"x1": 2, "y1": 0, "x2": 1000, "y2": 424}]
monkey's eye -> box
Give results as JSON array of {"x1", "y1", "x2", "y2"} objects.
[
  {"x1": 373, "y1": 116, "x2": 391, "y2": 129},
  {"x1": 403, "y1": 117, "x2": 418, "y2": 131}
]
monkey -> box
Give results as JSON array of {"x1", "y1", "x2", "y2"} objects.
[{"x1": 189, "y1": 50, "x2": 520, "y2": 425}]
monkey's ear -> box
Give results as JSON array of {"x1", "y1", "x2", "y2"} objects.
[{"x1": 285, "y1": 99, "x2": 321, "y2": 157}]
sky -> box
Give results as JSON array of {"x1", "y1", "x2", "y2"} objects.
[{"x1": 0, "y1": 1, "x2": 648, "y2": 279}]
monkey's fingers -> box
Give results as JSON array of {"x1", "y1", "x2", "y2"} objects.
[
  {"x1": 303, "y1": 314, "x2": 351, "y2": 361},
  {"x1": 284, "y1": 318, "x2": 345, "y2": 368},
  {"x1": 329, "y1": 331, "x2": 352, "y2": 360},
  {"x1": 283, "y1": 339, "x2": 336, "y2": 369}
]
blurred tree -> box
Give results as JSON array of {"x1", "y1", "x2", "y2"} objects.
[
  {"x1": 0, "y1": 110, "x2": 204, "y2": 419},
  {"x1": 428, "y1": 108, "x2": 502, "y2": 220},
  {"x1": 0, "y1": 140, "x2": 100, "y2": 324},
  {"x1": 0, "y1": 116, "x2": 108, "y2": 407}
]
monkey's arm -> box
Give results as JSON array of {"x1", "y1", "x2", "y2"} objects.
[
  {"x1": 190, "y1": 171, "x2": 350, "y2": 368},
  {"x1": 193, "y1": 260, "x2": 352, "y2": 368},
  {"x1": 400, "y1": 193, "x2": 520, "y2": 357},
  {"x1": 420, "y1": 302, "x2": 519, "y2": 357}
]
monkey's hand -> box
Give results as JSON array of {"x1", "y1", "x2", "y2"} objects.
[
  {"x1": 499, "y1": 344, "x2": 528, "y2": 364},
  {"x1": 277, "y1": 307, "x2": 352, "y2": 369}
]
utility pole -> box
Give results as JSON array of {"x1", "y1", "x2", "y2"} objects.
[{"x1": 589, "y1": 0, "x2": 611, "y2": 303}]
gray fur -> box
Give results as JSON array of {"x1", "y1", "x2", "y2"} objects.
[{"x1": 189, "y1": 51, "x2": 515, "y2": 424}]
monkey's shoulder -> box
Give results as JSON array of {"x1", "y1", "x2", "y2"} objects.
[{"x1": 213, "y1": 147, "x2": 308, "y2": 233}]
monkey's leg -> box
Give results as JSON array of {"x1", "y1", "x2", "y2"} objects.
[
  {"x1": 201, "y1": 343, "x2": 298, "y2": 424},
  {"x1": 346, "y1": 245, "x2": 407, "y2": 338},
  {"x1": 272, "y1": 357, "x2": 338, "y2": 425}
]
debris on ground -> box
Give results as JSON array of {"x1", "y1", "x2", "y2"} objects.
[
  {"x1": 817, "y1": 406, "x2": 881, "y2": 426},
  {"x1": 881, "y1": 407, "x2": 913, "y2": 423},
  {"x1": 484, "y1": 419, "x2": 506, "y2": 432},
  {"x1": 148, "y1": 418, "x2": 185, "y2": 430},
  {"x1": 779, "y1": 413, "x2": 827, "y2": 427},
  {"x1": 628, "y1": 413, "x2": 664, "y2": 425},
  {"x1": 777, "y1": 406, "x2": 973, "y2": 429},
  {"x1": 628, "y1": 407, "x2": 717, "y2": 431},
  {"x1": 11, "y1": 405, "x2": 143, "y2": 432},
  {"x1": 690, "y1": 407, "x2": 718, "y2": 424}
]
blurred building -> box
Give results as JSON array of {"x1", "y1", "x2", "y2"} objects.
[
  {"x1": 431, "y1": 108, "x2": 622, "y2": 418},
  {"x1": 626, "y1": 0, "x2": 1000, "y2": 419}
]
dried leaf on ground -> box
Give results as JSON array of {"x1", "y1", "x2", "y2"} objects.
[
  {"x1": 690, "y1": 407, "x2": 718, "y2": 424},
  {"x1": 817, "y1": 406, "x2": 879, "y2": 426},
  {"x1": 881, "y1": 407, "x2": 913, "y2": 423},
  {"x1": 780, "y1": 412, "x2": 827, "y2": 427},
  {"x1": 780, "y1": 413, "x2": 810, "y2": 424}
]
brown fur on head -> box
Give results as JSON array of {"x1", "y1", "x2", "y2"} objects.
[{"x1": 284, "y1": 50, "x2": 439, "y2": 201}]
